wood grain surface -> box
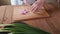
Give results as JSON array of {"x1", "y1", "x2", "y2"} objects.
[
  {"x1": 13, "y1": 5, "x2": 49, "y2": 21},
  {"x1": 0, "y1": 6, "x2": 6, "y2": 24},
  {"x1": 2, "y1": 6, "x2": 13, "y2": 24}
]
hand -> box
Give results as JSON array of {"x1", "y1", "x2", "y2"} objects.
[
  {"x1": 29, "y1": 0, "x2": 44, "y2": 12},
  {"x1": 21, "y1": 0, "x2": 44, "y2": 15}
]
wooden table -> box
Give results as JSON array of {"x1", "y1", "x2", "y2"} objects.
[{"x1": 0, "y1": 5, "x2": 49, "y2": 24}]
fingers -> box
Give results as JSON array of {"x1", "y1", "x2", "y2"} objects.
[
  {"x1": 32, "y1": 0, "x2": 44, "y2": 9},
  {"x1": 30, "y1": 1, "x2": 39, "y2": 11},
  {"x1": 28, "y1": 0, "x2": 44, "y2": 13},
  {"x1": 32, "y1": 6, "x2": 38, "y2": 12}
]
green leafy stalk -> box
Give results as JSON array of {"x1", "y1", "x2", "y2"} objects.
[{"x1": 3, "y1": 22, "x2": 50, "y2": 34}]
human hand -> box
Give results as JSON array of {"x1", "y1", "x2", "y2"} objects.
[
  {"x1": 30, "y1": 0, "x2": 44, "y2": 12},
  {"x1": 21, "y1": 0, "x2": 44, "y2": 15}
]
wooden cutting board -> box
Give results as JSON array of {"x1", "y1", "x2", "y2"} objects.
[{"x1": 13, "y1": 5, "x2": 49, "y2": 21}]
